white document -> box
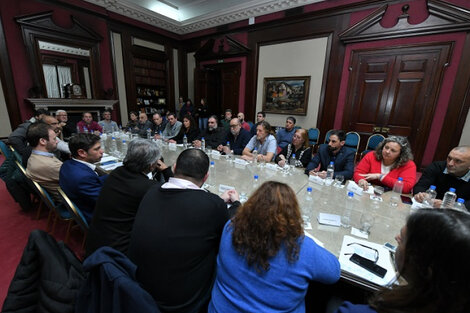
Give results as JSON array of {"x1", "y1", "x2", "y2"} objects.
[
  {"x1": 411, "y1": 197, "x2": 426, "y2": 210},
  {"x1": 101, "y1": 162, "x2": 123, "y2": 171},
  {"x1": 265, "y1": 163, "x2": 278, "y2": 171},
  {"x1": 100, "y1": 155, "x2": 118, "y2": 164},
  {"x1": 317, "y1": 213, "x2": 341, "y2": 227},
  {"x1": 211, "y1": 150, "x2": 221, "y2": 159},
  {"x1": 234, "y1": 158, "x2": 249, "y2": 166},
  {"x1": 339, "y1": 235, "x2": 397, "y2": 286},
  {"x1": 309, "y1": 175, "x2": 324, "y2": 185},
  {"x1": 347, "y1": 181, "x2": 374, "y2": 196},
  {"x1": 168, "y1": 143, "x2": 177, "y2": 151},
  {"x1": 219, "y1": 184, "x2": 235, "y2": 193}
]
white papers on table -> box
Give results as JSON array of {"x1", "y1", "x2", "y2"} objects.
[
  {"x1": 100, "y1": 155, "x2": 118, "y2": 164},
  {"x1": 233, "y1": 159, "x2": 249, "y2": 166},
  {"x1": 265, "y1": 163, "x2": 278, "y2": 171},
  {"x1": 168, "y1": 143, "x2": 177, "y2": 151},
  {"x1": 317, "y1": 213, "x2": 341, "y2": 227},
  {"x1": 309, "y1": 175, "x2": 324, "y2": 185},
  {"x1": 101, "y1": 162, "x2": 123, "y2": 171},
  {"x1": 339, "y1": 235, "x2": 397, "y2": 286},
  {"x1": 219, "y1": 184, "x2": 235, "y2": 193},
  {"x1": 347, "y1": 181, "x2": 374, "y2": 196},
  {"x1": 411, "y1": 197, "x2": 426, "y2": 210}
]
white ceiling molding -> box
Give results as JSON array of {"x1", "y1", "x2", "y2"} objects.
[
  {"x1": 38, "y1": 40, "x2": 91, "y2": 56},
  {"x1": 83, "y1": 0, "x2": 323, "y2": 35}
]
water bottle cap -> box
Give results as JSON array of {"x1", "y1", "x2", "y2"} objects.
[
  {"x1": 227, "y1": 141, "x2": 229, "y2": 144},
  {"x1": 307, "y1": 187, "x2": 312, "y2": 192},
  {"x1": 112, "y1": 137, "x2": 115, "y2": 140},
  {"x1": 457, "y1": 198, "x2": 465, "y2": 203},
  {"x1": 449, "y1": 188, "x2": 456, "y2": 192},
  {"x1": 254, "y1": 175, "x2": 258, "y2": 179},
  {"x1": 430, "y1": 185, "x2": 436, "y2": 190},
  {"x1": 348, "y1": 191, "x2": 354, "y2": 197},
  {"x1": 147, "y1": 128, "x2": 150, "y2": 130},
  {"x1": 292, "y1": 153, "x2": 296, "y2": 157},
  {"x1": 184, "y1": 134, "x2": 187, "y2": 137},
  {"x1": 122, "y1": 140, "x2": 126, "y2": 143},
  {"x1": 210, "y1": 161, "x2": 214, "y2": 165},
  {"x1": 398, "y1": 177, "x2": 403, "y2": 181},
  {"x1": 329, "y1": 161, "x2": 334, "y2": 165}
]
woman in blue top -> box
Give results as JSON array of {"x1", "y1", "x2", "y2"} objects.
[
  {"x1": 336, "y1": 208, "x2": 470, "y2": 313},
  {"x1": 209, "y1": 181, "x2": 340, "y2": 313}
]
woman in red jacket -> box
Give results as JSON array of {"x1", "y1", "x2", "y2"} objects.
[{"x1": 354, "y1": 136, "x2": 416, "y2": 193}]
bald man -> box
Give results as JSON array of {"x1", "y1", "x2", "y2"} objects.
[
  {"x1": 413, "y1": 146, "x2": 470, "y2": 209},
  {"x1": 134, "y1": 112, "x2": 153, "y2": 138}
]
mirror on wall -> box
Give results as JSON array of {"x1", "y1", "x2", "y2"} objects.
[{"x1": 16, "y1": 12, "x2": 102, "y2": 99}]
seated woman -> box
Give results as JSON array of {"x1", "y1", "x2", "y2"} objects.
[
  {"x1": 168, "y1": 114, "x2": 200, "y2": 144},
  {"x1": 125, "y1": 111, "x2": 138, "y2": 130},
  {"x1": 354, "y1": 136, "x2": 416, "y2": 193},
  {"x1": 209, "y1": 181, "x2": 340, "y2": 313},
  {"x1": 275, "y1": 128, "x2": 312, "y2": 168},
  {"x1": 241, "y1": 121, "x2": 277, "y2": 162},
  {"x1": 336, "y1": 208, "x2": 470, "y2": 313}
]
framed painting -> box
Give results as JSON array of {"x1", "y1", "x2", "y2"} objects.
[{"x1": 262, "y1": 76, "x2": 310, "y2": 115}]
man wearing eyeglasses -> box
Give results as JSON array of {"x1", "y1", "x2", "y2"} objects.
[
  {"x1": 55, "y1": 109, "x2": 76, "y2": 139},
  {"x1": 217, "y1": 118, "x2": 251, "y2": 155},
  {"x1": 193, "y1": 115, "x2": 226, "y2": 149},
  {"x1": 414, "y1": 146, "x2": 470, "y2": 209}
]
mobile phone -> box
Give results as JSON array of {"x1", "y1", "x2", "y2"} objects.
[
  {"x1": 400, "y1": 195, "x2": 412, "y2": 205},
  {"x1": 349, "y1": 253, "x2": 387, "y2": 278},
  {"x1": 384, "y1": 242, "x2": 397, "y2": 253}
]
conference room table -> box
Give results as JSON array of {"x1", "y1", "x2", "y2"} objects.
[{"x1": 150, "y1": 143, "x2": 411, "y2": 290}]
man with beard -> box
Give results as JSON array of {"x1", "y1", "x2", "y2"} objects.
[
  {"x1": 193, "y1": 115, "x2": 226, "y2": 149},
  {"x1": 305, "y1": 129, "x2": 354, "y2": 180},
  {"x1": 217, "y1": 118, "x2": 251, "y2": 155}
]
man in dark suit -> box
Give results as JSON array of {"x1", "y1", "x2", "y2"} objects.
[
  {"x1": 305, "y1": 129, "x2": 355, "y2": 180},
  {"x1": 129, "y1": 148, "x2": 240, "y2": 313},
  {"x1": 59, "y1": 133, "x2": 107, "y2": 222},
  {"x1": 217, "y1": 118, "x2": 251, "y2": 155},
  {"x1": 85, "y1": 138, "x2": 172, "y2": 257}
]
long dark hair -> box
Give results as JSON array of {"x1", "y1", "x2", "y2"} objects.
[
  {"x1": 231, "y1": 181, "x2": 303, "y2": 272},
  {"x1": 370, "y1": 209, "x2": 470, "y2": 313},
  {"x1": 182, "y1": 114, "x2": 197, "y2": 133}
]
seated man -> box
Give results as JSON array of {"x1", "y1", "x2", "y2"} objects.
[
  {"x1": 250, "y1": 111, "x2": 266, "y2": 137},
  {"x1": 133, "y1": 112, "x2": 153, "y2": 138},
  {"x1": 414, "y1": 146, "x2": 470, "y2": 209},
  {"x1": 86, "y1": 138, "x2": 172, "y2": 257},
  {"x1": 160, "y1": 112, "x2": 182, "y2": 140},
  {"x1": 220, "y1": 109, "x2": 232, "y2": 131},
  {"x1": 129, "y1": 149, "x2": 240, "y2": 313},
  {"x1": 242, "y1": 121, "x2": 277, "y2": 162},
  {"x1": 42, "y1": 115, "x2": 70, "y2": 156},
  {"x1": 151, "y1": 112, "x2": 167, "y2": 136},
  {"x1": 276, "y1": 116, "x2": 296, "y2": 149},
  {"x1": 77, "y1": 112, "x2": 103, "y2": 135},
  {"x1": 98, "y1": 109, "x2": 119, "y2": 133},
  {"x1": 59, "y1": 133, "x2": 107, "y2": 222},
  {"x1": 305, "y1": 129, "x2": 355, "y2": 180},
  {"x1": 193, "y1": 115, "x2": 226, "y2": 149},
  {"x1": 55, "y1": 110, "x2": 76, "y2": 140},
  {"x1": 25, "y1": 122, "x2": 62, "y2": 200},
  {"x1": 217, "y1": 118, "x2": 251, "y2": 155},
  {"x1": 237, "y1": 112, "x2": 250, "y2": 131}
]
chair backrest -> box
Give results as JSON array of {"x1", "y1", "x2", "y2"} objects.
[
  {"x1": 345, "y1": 131, "x2": 361, "y2": 152},
  {"x1": 308, "y1": 128, "x2": 320, "y2": 146},
  {"x1": 58, "y1": 187, "x2": 89, "y2": 231},
  {"x1": 0, "y1": 141, "x2": 12, "y2": 159},
  {"x1": 324, "y1": 129, "x2": 334, "y2": 144},
  {"x1": 366, "y1": 133, "x2": 385, "y2": 150},
  {"x1": 9, "y1": 146, "x2": 23, "y2": 165}
]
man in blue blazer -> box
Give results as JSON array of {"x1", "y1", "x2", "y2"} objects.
[
  {"x1": 60, "y1": 133, "x2": 107, "y2": 222},
  {"x1": 305, "y1": 129, "x2": 355, "y2": 180}
]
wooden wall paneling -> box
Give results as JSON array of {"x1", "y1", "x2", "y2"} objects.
[
  {"x1": 178, "y1": 47, "x2": 188, "y2": 100},
  {"x1": 246, "y1": 13, "x2": 349, "y2": 135},
  {"x1": 435, "y1": 32, "x2": 470, "y2": 161},
  {"x1": 165, "y1": 43, "x2": 175, "y2": 111},
  {"x1": 0, "y1": 14, "x2": 21, "y2": 128}
]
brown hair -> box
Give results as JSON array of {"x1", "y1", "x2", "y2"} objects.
[
  {"x1": 295, "y1": 128, "x2": 310, "y2": 150},
  {"x1": 231, "y1": 181, "x2": 303, "y2": 272}
]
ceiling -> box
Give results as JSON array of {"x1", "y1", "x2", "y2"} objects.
[{"x1": 84, "y1": 0, "x2": 324, "y2": 34}]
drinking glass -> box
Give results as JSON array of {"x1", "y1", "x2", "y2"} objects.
[
  {"x1": 359, "y1": 212, "x2": 375, "y2": 235},
  {"x1": 334, "y1": 175, "x2": 344, "y2": 187},
  {"x1": 372, "y1": 186, "x2": 384, "y2": 201}
]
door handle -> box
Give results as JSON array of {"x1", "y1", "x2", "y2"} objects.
[
  {"x1": 372, "y1": 126, "x2": 381, "y2": 133},
  {"x1": 381, "y1": 127, "x2": 390, "y2": 134}
]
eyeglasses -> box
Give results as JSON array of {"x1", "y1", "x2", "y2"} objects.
[
  {"x1": 229, "y1": 124, "x2": 240, "y2": 128},
  {"x1": 345, "y1": 242, "x2": 379, "y2": 263}
]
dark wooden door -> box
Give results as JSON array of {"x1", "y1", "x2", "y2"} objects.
[
  {"x1": 195, "y1": 62, "x2": 240, "y2": 119},
  {"x1": 342, "y1": 43, "x2": 452, "y2": 168}
]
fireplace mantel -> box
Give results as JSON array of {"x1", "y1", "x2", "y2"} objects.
[{"x1": 26, "y1": 98, "x2": 118, "y2": 111}]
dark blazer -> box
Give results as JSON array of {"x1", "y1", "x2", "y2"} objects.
[
  {"x1": 129, "y1": 185, "x2": 240, "y2": 313},
  {"x1": 171, "y1": 126, "x2": 200, "y2": 144},
  {"x1": 86, "y1": 166, "x2": 173, "y2": 257},
  {"x1": 305, "y1": 144, "x2": 355, "y2": 180},
  {"x1": 59, "y1": 159, "x2": 107, "y2": 222},
  {"x1": 224, "y1": 128, "x2": 251, "y2": 155}
]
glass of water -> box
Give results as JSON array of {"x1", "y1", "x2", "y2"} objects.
[
  {"x1": 359, "y1": 212, "x2": 375, "y2": 235},
  {"x1": 334, "y1": 175, "x2": 344, "y2": 187}
]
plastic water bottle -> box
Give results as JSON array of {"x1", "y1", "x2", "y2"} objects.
[
  {"x1": 226, "y1": 141, "x2": 232, "y2": 161},
  {"x1": 289, "y1": 153, "x2": 297, "y2": 166},
  {"x1": 100, "y1": 134, "x2": 107, "y2": 153},
  {"x1": 441, "y1": 188, "x2": 457, "y2": 209},
  {"x1": 76, "y1": 125, "x2": 80, "y2": 134},
  {"x1": 183, "y1": 134, "x2": 188, "y2": 149},
  {"x1": 110, "y1": 137, "x2": 118, "y2": 156},
  {"x1": 83, "y1": 126, "x2": 89, "y2": 134},
  {"x1": 252, "y1": 148, "x2": 258, "y2": 165},
  {"x1": 253, "y1": 175, "x2": 259, "y2": 189},
  {"x1": 305, "y1": 187, "x2": 313, "y2": 201},
  {"x1": 146, "y1": 128, "x2": 152, "y2": 140},
  {"x1": 454, "y1": 198, "x2": 466, "y2": 212},
  {"x1": 341, "y1": 191, "x2": 354, "y2": 228},
  {"x1": 201, "y1": 137, "x2": 206, "y2": 151},
  {"x1": 121, "y1": 139, "x2": 128, "y2": 157},
  {"x1": 390, "y1": 177, "x2": 403, "y2": 207},
  {"x1": 423, "y1": 185, "x2": 437, "y2": 207},
  {"x1": 325, "y1": 161, "x2": 334, "y2": 186}
]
